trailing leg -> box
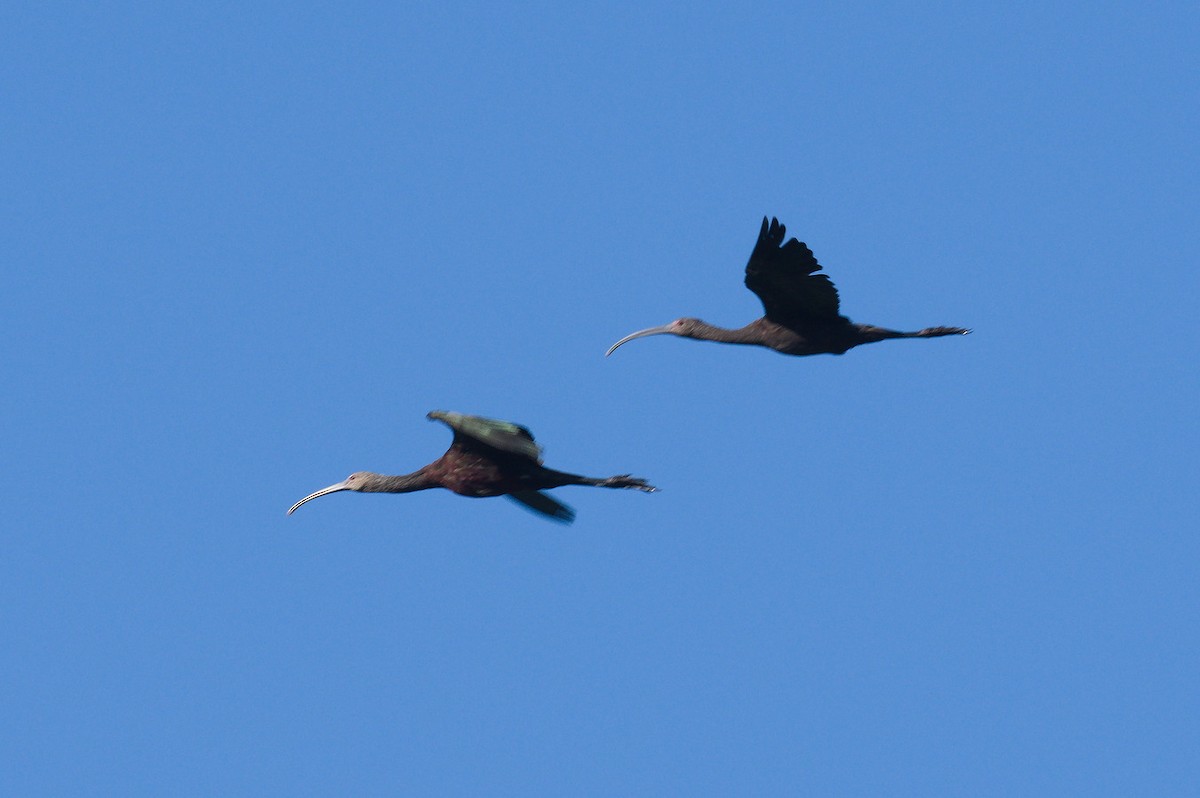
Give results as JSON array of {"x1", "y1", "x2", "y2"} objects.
[{"x1": 541, "y1": 468, "x2": 658, "y2": 492}]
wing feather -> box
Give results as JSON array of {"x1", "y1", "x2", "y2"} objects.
[
  {"x1": 744, "y1": 217, "x2": 845, "y2": 327},
  {"x1": 508, "y1": 491, "x2": 575, "y2": 524},
  {"x1": 427, "y1": 411, "x2": 543, "y2": 463}
]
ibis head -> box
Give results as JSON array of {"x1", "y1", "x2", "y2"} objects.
[
  {"x1": 288, "y1": 471, "x2": 374, "y2": 515},
  {"x1": 605, "y1": 318, "x2": 705, "y2": 356}
]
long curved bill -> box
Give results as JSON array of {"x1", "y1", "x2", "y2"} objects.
[
  {"x1": 288, "y1": 480, "x2": 351, "y2": 515},
  {"x1": 605, "y1": 324, "x2": 675, "y2": 357}
]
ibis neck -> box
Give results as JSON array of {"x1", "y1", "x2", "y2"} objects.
[
  {"x1": 360, "y1": 470, "x2": 436, "y2": 494},
  {"x1": 689, "y1": 320, "x2": 768, "y2": 345}
]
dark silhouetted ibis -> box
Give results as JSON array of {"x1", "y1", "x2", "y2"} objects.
[
  {"x1": 288, "y1": 411, "x2": 656, "y2": 524},
  {"x1": 606, "y1": 217, "x2": 970, "y2": 358}
]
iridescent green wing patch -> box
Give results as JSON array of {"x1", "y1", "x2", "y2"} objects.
[{"x1": 427, "y1": 410, "x2": 543, "y2": 462}]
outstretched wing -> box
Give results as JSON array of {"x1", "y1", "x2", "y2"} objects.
[
  {"x1": 508, "y1": 491, "x2": 576, "y2": 524},
  {"x1": 744, "y1": 217, "x2": 845, "y2": 327},
  {"x1": 427, "y1": 410, "x2": 543, "y2": 464}
]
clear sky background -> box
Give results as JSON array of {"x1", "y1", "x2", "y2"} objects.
[{"x1": 3, "y1": 1, "x2": 1197, "y2": 794}]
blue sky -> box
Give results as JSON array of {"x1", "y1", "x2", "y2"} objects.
[{"x1": 3, "y1": 1, "x2": 1197, "y2": 794}]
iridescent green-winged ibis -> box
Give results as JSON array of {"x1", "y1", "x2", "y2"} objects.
[
  {"x1": 288, "y1": 411, "x2": 657, "y2": 524},
  {"x1": 606, "y1": 217, "x2": 970, "y2": 358}
]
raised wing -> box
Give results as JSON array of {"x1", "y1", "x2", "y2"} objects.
[
  {"x1": 427, "y1": 410, "x2": 543, "y2": 463},
  {"x1": 744, "y1": 217, "x2": 845, "y2": 327}
]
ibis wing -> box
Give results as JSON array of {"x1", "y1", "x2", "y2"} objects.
[
  {"x1": 744, "y1": 217, "x2": 845, "y2": 327},
  {"x1": 508, "y1": 491, "x2": 576, "y2": 524},
  {"x1": 428, "y1": 411, "x2": 543, "y2": 463}
]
